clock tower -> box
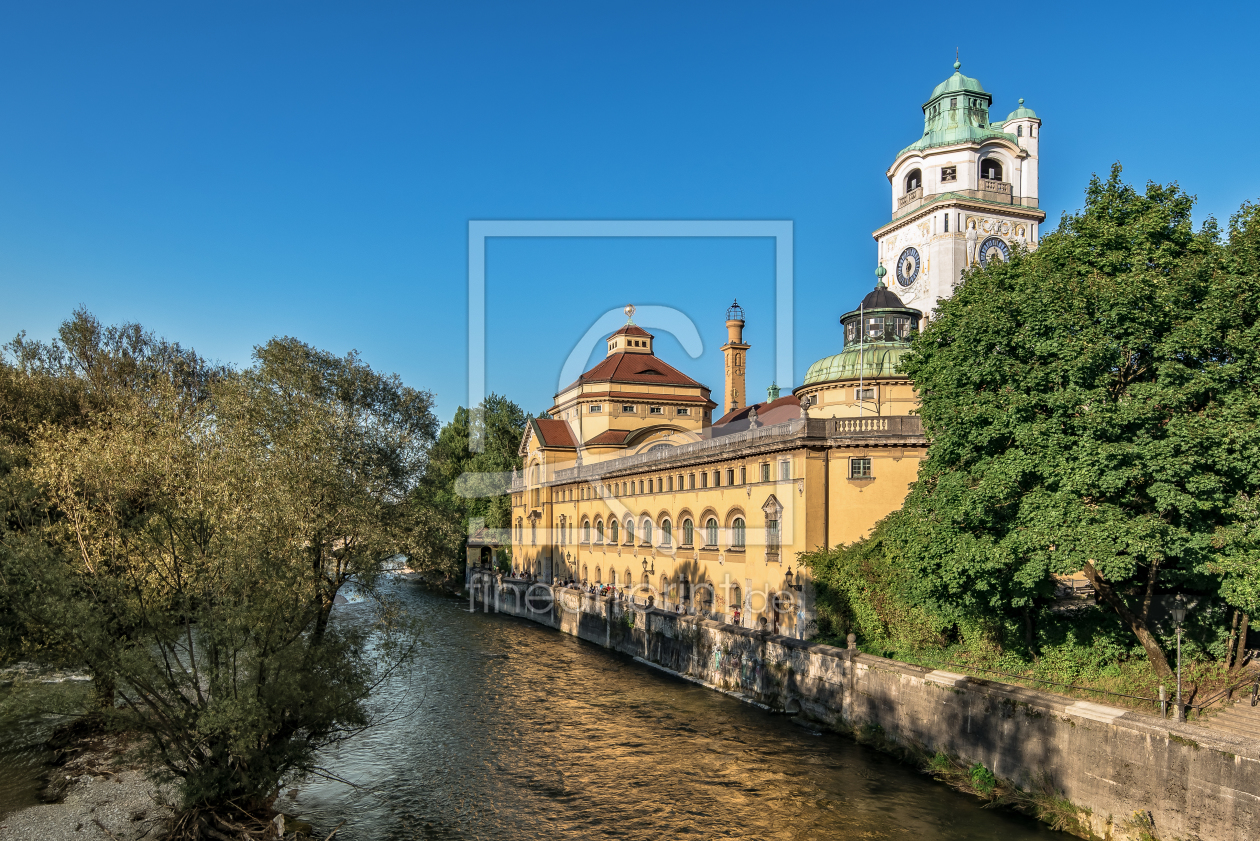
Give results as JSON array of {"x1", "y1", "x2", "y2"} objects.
[{"x1": 873, "y1": 61, "x2": 1045, "y2": 313}]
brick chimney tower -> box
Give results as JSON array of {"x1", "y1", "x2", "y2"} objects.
[{"x1": 721, "y1": 300, "x2": 749, "y2": 417}]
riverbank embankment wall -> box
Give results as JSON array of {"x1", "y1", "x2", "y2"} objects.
[{"x1": 473, "y1": 579, "x2": 1260, "y2": 841}]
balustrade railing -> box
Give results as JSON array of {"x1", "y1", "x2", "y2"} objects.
[
  {"x1": 550, "y1": 414, "x2": 925, "y2": 483},
  {"x1": 897, "y1": 186, "x2": 923, "y2": 209}
]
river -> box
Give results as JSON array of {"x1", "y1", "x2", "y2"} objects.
[{"x1": 283, "y1": 583, "x2": 1059, "y2": 840}]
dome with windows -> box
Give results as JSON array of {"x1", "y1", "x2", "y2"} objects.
[
  {"x1": 897, "y1": 60, "x2": 1018, "y2": 158},
  {"x1": 801, "y1": 283, "x2": 922, "y2": 386}
]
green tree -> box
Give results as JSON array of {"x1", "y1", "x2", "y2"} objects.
[
  {"x1": 409, "y1": 393, "x2": 527, "y2": 575},
  {"x1": 2, "y1": 318, "x2": 439, "y2": 818},
  {"x1": 806, "y1": 168, "x2": 1260, "y2": 677}
]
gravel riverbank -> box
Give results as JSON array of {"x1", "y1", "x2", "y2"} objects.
[{"x1": 0, "y1": 769, "x2": 172, "y2": 841}]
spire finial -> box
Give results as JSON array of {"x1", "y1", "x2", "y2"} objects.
[
  {"x1": 954, "y1": 48, "x2": 960, "y2": 71},
  {"x1": 623, "y1": 304, "x2": 636, "y2": 323},
  {"x1": 1019, "y1": 98, "x2": 1025, "y2": 106}
]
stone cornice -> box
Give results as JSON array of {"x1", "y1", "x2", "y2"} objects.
[{"x1": 872, "y1": 195, "x2": 1046, "y2": 240}]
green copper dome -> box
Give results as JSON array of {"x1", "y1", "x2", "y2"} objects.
[
  {"x1": 929, "y1": 63, "x2": 987, "y2": 99},
  {"x1": 1005, "y1": 98, "x2": 1038, "y2": 121},
  {"x1": 800, "y1": 286, "x2": 922, "y2": 386},
  {"x1": 896, "y1": 61, "x2": 1017, "y2": 158},
  {"x1": 803, "y1": 343, "x2": 912, "y2": 385}
]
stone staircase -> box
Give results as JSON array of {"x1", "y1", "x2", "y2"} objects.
[{"x1": 1205, "y1": 694, "x2": 1260, "y2": 738}]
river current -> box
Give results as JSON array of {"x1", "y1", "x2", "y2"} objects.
[{"x1": 285, "y1": 583, "x2": 1059, "y2": 841}]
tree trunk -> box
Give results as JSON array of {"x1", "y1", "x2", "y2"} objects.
[
  {"x1": 1082, "y1": 561, "x2": 1172, "y2": 678},
  {"x1": 1225, "y1": 610, "x2": 1240, "y2": 671},
  {"x1": 1022, "y1": 607, "x2": 1036, "y2": 653},
  {"x1": 1233, "y1": 613, "x2": 1250, "y2": 674},
  {"x1": 92, "y1": 672, "x2": 116, "y2": 711}
]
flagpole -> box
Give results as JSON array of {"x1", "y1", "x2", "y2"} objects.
[{"x1": 859, "y1": 301, "x2": 864, "y2": 418}]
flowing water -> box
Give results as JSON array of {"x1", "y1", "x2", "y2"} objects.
[{"x1": 285, "y1": 584, "x2": 1061, "y2": 841}]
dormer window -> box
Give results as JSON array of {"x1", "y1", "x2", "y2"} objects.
[{"x1": 904, "y1": 169, "x2": 922, "y2": 193}]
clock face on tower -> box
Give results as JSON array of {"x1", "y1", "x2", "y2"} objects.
[
  {"x1": 978, "y1": 237, "x2": 1010, "y2": 267},
  {"x1": 896, "y1": 247, "x2": 920, "y2": 287}
]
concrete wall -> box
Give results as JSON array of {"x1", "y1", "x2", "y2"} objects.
[{"x1": 471, "y1": 577, "x2": 1260, "y2": 841}]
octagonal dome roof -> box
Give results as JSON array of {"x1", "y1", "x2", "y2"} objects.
[{"x1": 802, "y1": 342, "x2": 912, "y2": 385}]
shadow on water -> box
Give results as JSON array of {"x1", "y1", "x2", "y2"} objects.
[
  {"x1": 288, "y1": 584, "x2": 1065, "y2": 841},
  {"x1": 0, "y1": 672, "x2": 91, "y2": 820}
]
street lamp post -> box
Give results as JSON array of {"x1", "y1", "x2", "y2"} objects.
[{"x1": 1171, "y1": 595, "x2": 1188, "y2": 722}]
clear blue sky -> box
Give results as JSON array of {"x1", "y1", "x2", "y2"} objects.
[{"x1": 3, "y1": 1, "x2": 1258, "y2": 421}]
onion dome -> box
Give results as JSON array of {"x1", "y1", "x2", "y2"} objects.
[
  {"x1": 897, "y1": 60, "x2": 1017, "y2": 158},
  {"x1": 929, "y1": 60, "x2": 987, "y2": 99},
  {"x1": 801, "y1": 285, "x2": 923, "y2": 386},
  {"x1": 1005, "y1": 98, "x2": 1038, "y2": 121}
]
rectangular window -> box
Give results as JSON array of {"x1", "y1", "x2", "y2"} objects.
[
  {"x1": 950, "y1": 97, "x2": 957, "y2": 110},
  {"x1": 701, "y1": 471, "x2": 708, "y2": 488},
  {"x1": 713, "y1": 470, "x2": 721, "y2": 487},
  {"x1": 780, "y1": 460, "x2": 791, "y2": 480},
  {"x1": 657, "y1": 478, "x2": 663, "y2": 492},
  {"x1": 677, "y1": 407, "x2": 690, "y2": 415},
  {"x1": 760, "y1": 463, "x2": 770, "y2": 483},
  {"x1": 944, "y1": 214, "x2": 950, "y2": 232},
  {"x1": 688, "y1": 473, "x2": 695, "y2": 489},
  {"x1": 850, "y1": 458, "x2": 873, "y2": 479},
  {"x1": 649, "y1": 406, "x2": 663, "y2": 415},
  {"x1": 667, "y1": 476, "x2": 674, "y2": 492},
  {"x1": 622, "y1": 404, "x2": 635, "y2": 413},
  {"x1": 855, "y1": 387, "x2": 875, "y2": 401},
  {"x1": 589, "y1": 404, "x2": 602, "y2": 412},
  {"x1": 726, "y1": 469, "x2": 735, "y2": 485},
  {"x1": 941, "y1": 166, "x2": 956, "y2": 183},
  {"x1": 739, "y1": 466, "x2": 746, "y2": 484},
  {"x1": 637, "y1": 480, "x2": 643, "y2": 494}
]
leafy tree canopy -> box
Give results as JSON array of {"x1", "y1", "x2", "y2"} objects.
[{"x1": 806, "y1": 167, "x2": 1260, "y2": 677}]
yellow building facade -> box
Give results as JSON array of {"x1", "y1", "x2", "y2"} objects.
[
  {"x1": 508, "y1": 287, "x2": 928, "y2": 637},
  {"x1": 503, "y1": 63, "x2": 1042, "y2": 636}
]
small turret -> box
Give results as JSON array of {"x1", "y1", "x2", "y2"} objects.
[{"x1": 721, "y1": 299, "x2": 750, "y2": 416}]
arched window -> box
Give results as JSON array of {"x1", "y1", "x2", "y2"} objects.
[
  {"x1": 661, "y1": 519, "x2": 672, "y2": 546},
  {"x1": 642, "y1": 519, "x2": 652, "y2": 545},
  {"x1": 595, "y1": 566, "x2": 601, "y2": 583},
  {"x1": 1016, "y1": 125, "x2": 1023, "y2": 137},
  {"x1": 609, "y1": 519, "x2": 619, "y2": 544},
  {"x1": 732, "y1": 518, "x2": 745, "y2": 548},
  {"x1": 559, "y1": 516, "x2": 566, "y2": 546},
  {"x1": 706, "y1": 518, "x2": 718, "y2": 547},
  {"x1": 582, "y1": 564, "x2": 588, "y2": 582},
  {"x1": 624, "y1": 567, "x2": 631, "y2": 587},
  {"x1": 682, "y1": 518, "x2": 693, "y2": 546},
  {"x1": 595, "y1": 519, "x2": 604, "y2": 543},
  {"x1": 582, "y1": 520, "x2": 591, "y2": 543},
  {"x1": 980, "y1": 158, "x2": 1003, "y2": 181},
  {"x1": 732, "y1": 584, "x2": 743, "y2": 611},
  {"x1": 904, "y1": 168, "x2": 922, "y2": 192},
  {"x1": 531, "y1": 522, "x2": 536, "y2": 545},
  {"x1": 623, "y1": 519, "x2": 632, "y2": 544},
  {"x1": 610, "y1": 569, "x2": 617, "y2": 586}
]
